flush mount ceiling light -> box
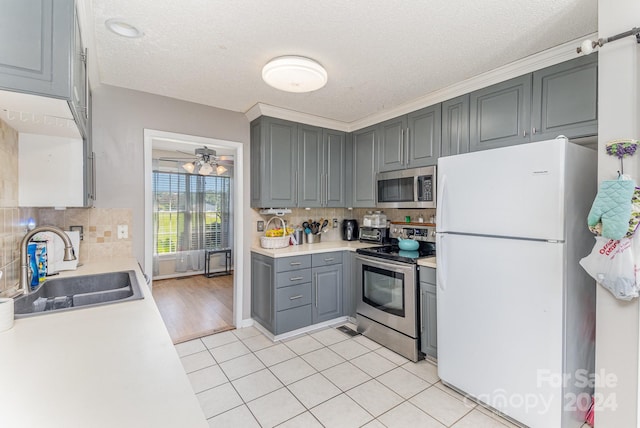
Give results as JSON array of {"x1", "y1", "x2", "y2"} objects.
[
  {"x1": 262, "y1": 56, "x2": 328, "y2": 93},
  {"x1": 105, "y1": 18, "x2": 144, "y2": 38}
]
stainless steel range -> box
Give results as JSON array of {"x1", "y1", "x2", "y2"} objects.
[{"x1": 356, "y1": 223, "x2": 435, "y2": 362}]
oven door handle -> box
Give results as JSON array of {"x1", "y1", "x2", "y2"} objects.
[{"x1": 355, "y1": 254, "x2": 415, "y2": 272}]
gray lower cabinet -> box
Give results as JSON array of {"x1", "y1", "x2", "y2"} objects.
[
  {"x1": 251, "y1": 251, "x2": 344, "y2": 335},
  {"x1": 0, "y1": 0, "x2": 88, "y2": 135},
  {"x1": 352, "y1": 125, "x2": 377, "y2": 207},
  {"x1": 312, "y1": 252, "x2": 343, "y2": 323},
  {"x1": 419, "y1": 267, "x2": 437, "y2": 360},
  {"x1": 250, "y1": 117, "x2": 298, "y2": 208},
  {"x1": 531, "y1": 54, "x2": 598, "y2": 142},
  {"x1": 251, "y1": 253, "x2": 276, "y2": 332},
  {"x1": 470, "y1": 74, "x2": 533, "y2": 151},
  {"x1": 441, "y1": 94, "x2": 470, "y2": 157},
  {"x1": 342, "y1": 251, "x2": 357, "y2": 318}
]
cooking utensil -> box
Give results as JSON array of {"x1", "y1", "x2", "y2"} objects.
[
  {"x1": 320, "y1": 219, "x2": 329, "y2": 231},
  {"x1": 398, "y1": 237, "x2": 419, "y2": 251}
]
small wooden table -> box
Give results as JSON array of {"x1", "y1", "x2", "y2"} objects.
[{"x1": 204, "y1": 248, "x2": 232, "y2": 277}]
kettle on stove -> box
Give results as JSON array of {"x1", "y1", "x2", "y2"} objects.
[{"x1": 342, "y1": 219, "x2": 359, "y2": 241}]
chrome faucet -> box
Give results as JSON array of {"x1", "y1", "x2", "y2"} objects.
[{"x1": 20, "y1": 225, "x2": 76, "y2": 295}]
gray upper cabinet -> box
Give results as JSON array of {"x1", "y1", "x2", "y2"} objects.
[
  {"x1": 250, "y1": 117, "x2": 298, "y2": 208},
  {"x1": 323, "y1": 129, "x2": 347, "y2": 207},
  {"x1": 251, "y1": 116, "x2": 345, "y2": 208},
  {"x1": 297, "y1": 124, "x2": 323, "y2": 207},
  {"x1": 351, "y1": 125, "x2": 377, "y2": 207},
  {"x1": 441, "y1": 94, "x2": 470, "y2": 157},
  {"x1": 378, "y1": 116, "x2": 407, "y2": 172},
  {"x1": 470, "y1": 74, "x2": 532, "y2": 151},
  {"x1": 378, "y1": 106, "x2": 441, "y2": 172},
  {"x1": 531, "y1": 54, "x2": 598, "y2": 142},
  {"x1": 0, "y1": 0, "x2": 88, "y2": 136},
  {"x1": 407, "y1": 104, "x2": 441, "y2": 168}
]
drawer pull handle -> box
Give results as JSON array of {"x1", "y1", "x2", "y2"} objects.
[
  {"x1": 324, "y1": 258, "x2": 334, "y2": 262},
  {"x1": 290, "y1": 262, "x2": 302, "y2": 266},
  {"x1": 289, "y1": 295, "x2": 303, "y2": 300},
  {"x1": 290, "y1": 276, "x2": 304, "y2": 281}
]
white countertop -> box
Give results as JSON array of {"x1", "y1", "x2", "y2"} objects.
[
  {"x1": 0, "y1": 259, "x2": 207, "y2": 428},
  {"x1": 418, "y1": 257, "x2": 437, "y2": 269},
  {"x1": 251, "y1": 240, "x2": 377, "y2": 257}
]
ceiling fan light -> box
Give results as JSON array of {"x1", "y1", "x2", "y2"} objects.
[
  {"x1": 199, "y1": 162, "x2": 213, "y2": 176},
  {"x1": 262, "y1": 56, "x2": 328, "y2": 93},
  {"x1": 216, "y1": 164, "x2": 228, "y2": 175},
  {"x1": 182, "y1": 162, "x2": 196, "y2": 173}
]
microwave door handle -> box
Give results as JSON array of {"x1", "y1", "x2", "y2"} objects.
[{"x1": 414, "y1": 175, "x2": 420, "y2": 203}]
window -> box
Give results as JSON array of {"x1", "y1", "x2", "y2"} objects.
[{"x1": 153, "y1": 172, "x2": 231, "y2": 255}]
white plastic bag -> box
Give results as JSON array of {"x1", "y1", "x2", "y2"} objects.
[{"x1": 579, "y1": 236, "x2": 640, "y2": 300}]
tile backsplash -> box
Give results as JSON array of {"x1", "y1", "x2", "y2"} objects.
[
  {"x1": 252, "y1": 207, "x2": 437, "y2": 246},
  {"x1": 37, "y1": 207, "x2": 133, "y2": 263}
]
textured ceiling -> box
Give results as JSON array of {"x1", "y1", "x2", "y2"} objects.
[{"x1": 90, "y1": 0, "x2": 597, "y2": 125}]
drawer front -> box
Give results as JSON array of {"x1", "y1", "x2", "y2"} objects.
[
  {"x1": 420, "y1": 266, "x2": 436, "y2": 284},
  {"x1": 276, "y1": 304, "x2": 312, "y2": 334},
  {"x1": 312, "y1": 251, "x2": 343, "y2": 266},
  {"x1": 276, "y1": 255, "x2": 312, "y2": 272},
  {"x1": 276, "y1": 269, "x2": 312, "y2": 288},
  {"x1": 276, "y1": 283, "x2": 312, "y2": 311}
]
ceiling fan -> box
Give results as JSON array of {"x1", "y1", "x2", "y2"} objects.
[{"x1": 159, "y1": 146, "x2": 234, "y2": 176}]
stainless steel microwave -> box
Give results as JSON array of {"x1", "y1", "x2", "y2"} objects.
[{"x1": 376, "y1": 166, "x2": 436, "y2": 209}]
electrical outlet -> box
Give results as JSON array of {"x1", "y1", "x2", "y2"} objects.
[
  {"x1": 257, "y1": 220, "x2": 265, "y2": 232},
  {"x1": 333, "y1": 218, "x2": 338, "y2": 228}
]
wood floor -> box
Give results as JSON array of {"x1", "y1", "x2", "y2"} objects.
[{"x1": 153, "y1": 273, "x2": 234, "y2": 344}]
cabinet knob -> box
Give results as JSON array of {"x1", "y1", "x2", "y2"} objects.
[
  {"x1": 532, "y1": 127, "x2": 537, "y2": 134},
  {"x1": 522, "y1": 130, "x2": 527, "y2": 137},
  {"x1": 290, "y1": 276, "x2": 304, "y2": 281}
]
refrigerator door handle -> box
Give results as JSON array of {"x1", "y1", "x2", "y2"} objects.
[
  {"x1": 436, "y1": 233, "x2": 446, "y2": 291},
  {"x1": 436, "y1": 173, "x2": 446, "y2": 229}
]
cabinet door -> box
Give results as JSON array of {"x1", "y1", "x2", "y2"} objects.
[
  {"x1": 420, "y1": 281, "x2": 438, "y2": 360},
  {"x1": 313, "y1": 264, "x2": 343, "y2": 323},
  {"x1": 470, "y1": 74, "x2": 532, "y2": 151},
  {"x1": 298, "y1": 124, "x2": 323, "y2": 207},
  {"x1": 324, "y1": 129, "x2": 346, "y2": 207},
  {"x1": 352, "y1": 126, "x2": 377, "y2": 207},
  {"x1": 252, "y1": 117, "x2": 298, "y2": 207},
  {"x1": 378, "y1": 116, "x2": 407, "y2": 172},
  {"x1": 408, "y1": 105, "x2": 441, "y2": 168},
  {"x1": 251, "y1": 253, "x2": 275, "y2": 333},
  {"x1": 342, "y1": 252, "x2": 357, "y2": 318},
  {"x1": 84, "y1": 89, "x2": 95, "y2": 206},
  {"x1": 441, "y1": 94, "x2": 470, "y2": 157},
  {"x1": 531, "y1": 54, "x2": 597, "y2": 142},
  {"x1": 0, "y1": 0, "x2": 73, "y2": 98},
  {"x1": 70, "y1": 9, "x2": 88, "y2": 136}
]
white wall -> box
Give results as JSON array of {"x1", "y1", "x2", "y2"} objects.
[
  {"x1": 595, "y1": 1, "x2": 640, "y2": 426},
  {"x1": 92, "y1": 85, "x2": 252, "y2": 317}
]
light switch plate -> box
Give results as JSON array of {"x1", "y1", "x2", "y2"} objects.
[
  {"x1": 117, "y1": 224, "x2": 128, "y2": 239},
  {"x1": 333, "y1": 218, "x2": 338, "y2": 228},
  {"x1": 257, "y1": 220, "x2": 264, "y2": 232}
]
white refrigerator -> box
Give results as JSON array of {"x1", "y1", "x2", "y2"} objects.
[{"x1": 435, "y1": 138, "x2": 597, "y2": 428}]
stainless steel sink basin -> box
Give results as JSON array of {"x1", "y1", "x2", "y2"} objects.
[{"x1": 13, "y1": 270, "x2": 144, "y2": 318}]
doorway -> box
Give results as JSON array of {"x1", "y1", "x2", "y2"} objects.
[{"x1": 143, "y1": 129, "x2": 245, "y2": 342}]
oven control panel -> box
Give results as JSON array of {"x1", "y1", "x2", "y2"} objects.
[{"x1": 389, "y1": 224, "x2": 436, "y2": 243}]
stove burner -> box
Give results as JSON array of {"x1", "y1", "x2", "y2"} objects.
[{"x1": 356, "y1": 242, "x2": 435, "y2": 264}]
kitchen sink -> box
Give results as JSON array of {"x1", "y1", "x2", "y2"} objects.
[{"x1": 13, "y1": 270, "x2": 144, "y2": 318}]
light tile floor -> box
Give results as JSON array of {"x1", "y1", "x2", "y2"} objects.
[{"x1": 177, "y1": 324, "x2": 591, "y2": 428}]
